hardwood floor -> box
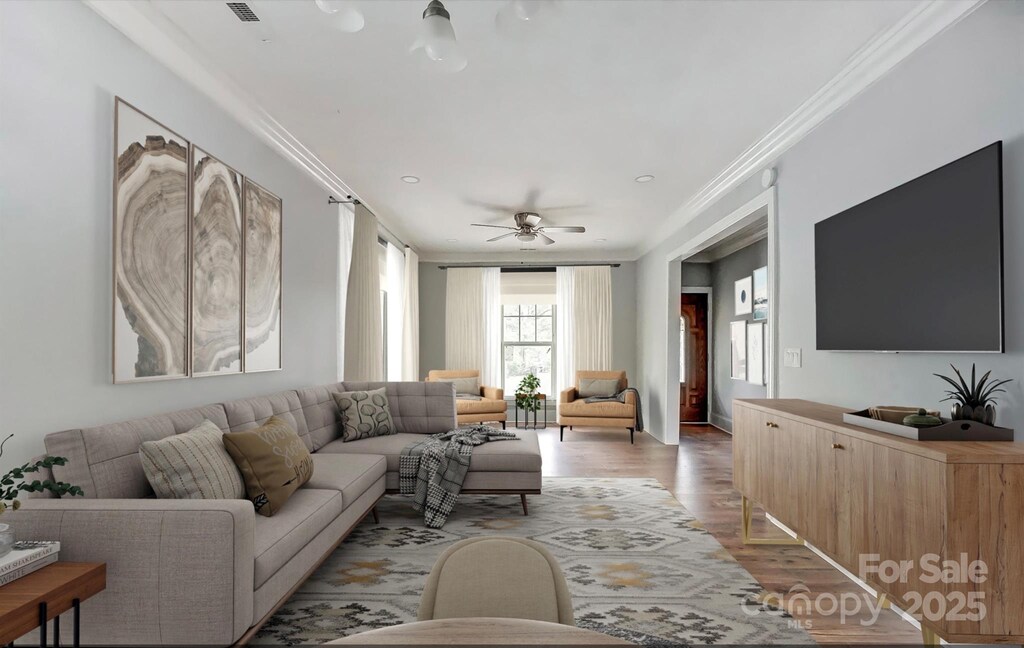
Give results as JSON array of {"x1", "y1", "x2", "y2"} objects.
[{"x1": 538, "y1": 424, "x2": 922, "y2": 645}]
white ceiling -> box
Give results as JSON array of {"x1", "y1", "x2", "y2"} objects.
[{"x1": 149, "y1": 0, "x2": 917, "y2": 258}]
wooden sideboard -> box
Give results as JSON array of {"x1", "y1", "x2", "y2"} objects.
[{"x1": 733, "y1": 399, "x2": 1024, "y2": 644}]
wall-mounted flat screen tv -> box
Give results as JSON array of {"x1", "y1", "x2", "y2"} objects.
[{"x1": 815, "y1": 142, "x2": 1003, "y2": 352}]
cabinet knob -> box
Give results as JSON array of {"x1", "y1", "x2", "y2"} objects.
[{"x1": 832, "y1": 442, "x2": 844, "y2": 450}]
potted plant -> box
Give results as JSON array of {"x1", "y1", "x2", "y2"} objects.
[
  {"x1": 0, "y1": 434, "x2": 84, "y2": 556},
  {"x1": 516, "y1": 373, "x2": 542, "y2": 419},
  {"x1": 934, "y1": 363, "x2": 1013, "y2": 425}
]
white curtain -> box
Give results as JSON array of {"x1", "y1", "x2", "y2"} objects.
[
  {"x1": 402, "y1": 247, "x2": 420, "y2": 380},
  {"x1": 385, "y1": 242, "x2": 405, "y2": 381},
  {"x1": 445, "y1": 268, "x2": 484, "y2": 371},
  {"x1": 481, "y1": 267, "x2": 502, "y2": 388},
  {"x1": 344, "y1": 205, "x2": 383, "y2": 381},
  {"x1": 555, "y1": 267, "x2": 575, "y2": 393},
  {"x1": 336, "y1": 203, "x2": 355, "y2": 380},
  {"x1": 573, "y1": 266, "x2": 613, "y2": 371}
]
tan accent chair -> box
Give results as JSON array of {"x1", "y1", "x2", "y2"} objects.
[
  {"x1": 427, "y1": 369, "x2": 508, "y2": 428},
  {"x1": 558, "y1": 370, "x2": 637, "y2": 443},
  {"x1": 418, "y1": 537, "x2": 574, "y2": 625}
]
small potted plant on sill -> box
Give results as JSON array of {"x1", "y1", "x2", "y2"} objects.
[
  {"x1": 934, "y1": 363, "x2": 1013, "y2": 426},
  {"x1": 0, "y1": 434, "x2": 84, "y2": 557},
  {"x1": 516, "y1": 373, "x2": 542, "y2": 423}
]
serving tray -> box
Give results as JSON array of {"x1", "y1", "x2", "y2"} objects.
[{"x1": 843, "y1": 409, "x2": 1014, "y2": 441}]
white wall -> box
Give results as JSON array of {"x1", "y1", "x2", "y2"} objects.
[
  {"x1": 0, "y1": 1, "x2": 340, "y2": 467},
  {"x1": 417, "y1": 262, "x2": 637, "y2": 389},
  {"x1": 636, "y1": 1, "x2": 1024, "y2": 441}
]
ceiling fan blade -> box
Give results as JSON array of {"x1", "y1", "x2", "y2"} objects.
[
  {"x1": 487, "y1": 232, "x2": 518, "y2": 242},
  {"x1": 471, "y1": 224, "x2": 516, "y2": 230},
  {"x1": 538, "y1": 232, "x2": 556, "y2": 245},
  {"x1": 540, "y1": 226, "x2": 585, "y2": 233}
]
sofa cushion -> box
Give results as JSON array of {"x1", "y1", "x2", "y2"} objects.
[
  {"x1": 332, "y1": 387, "x2": 396, "y2": 442},
  {"x1": 578, "y1": 378, "x2": 621, "y2": 399},
  {"x1": 436, "y1": 376, "x2": 480, "y2": 397},
  {"x1": 456, "y1": 398, "x2": 507, "y2": 415},
  {"x1": 319, "y1": 430, "x2": 541, "y2": 473},
  {"x1": 307, "y1": 454, "x2": 386, "y2": 506},
  {"x1": 223, "y1": 417, "x2": 314, "y2": 517},
  {"x1": 338, "y1": 382, "x2": 457, "y2": 434},
  {"x1": 46, "y1": 404, "x2": 229, "y2": 499},
  {"x1": 222, "y1": 390, "x2": 313, "y2": 452},
  {"x1": 252, "y1": 488, "x2": 344, "y2": 588},
  {"x1": 559, "y1": 399, "x2": 635, "y2": 419},
  {"x1": 139, "y1": 419, "x2": 245, "y2": 500}
]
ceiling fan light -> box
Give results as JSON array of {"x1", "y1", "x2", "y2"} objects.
[{"x1": 516, "y1": 232, "x2": 537, "y2": 242}]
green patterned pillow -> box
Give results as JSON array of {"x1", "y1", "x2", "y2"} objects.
[{"x1": 332, "y1": 387, "x2": 396, "y2": 442}]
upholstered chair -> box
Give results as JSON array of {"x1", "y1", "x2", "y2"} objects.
[
  {"x1": 426, "y1": 369, "x2": 508, "y2": 428},
  {"x1": 418, "y1": 537, "x2": 574, "y2": 625},
  {"x1": 558, "y1": 370, "x2": 637, "y2": 443}
]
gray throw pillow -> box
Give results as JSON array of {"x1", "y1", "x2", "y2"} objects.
[
  {"x1": 438, "y1": 376, "x2": 480, "y2": 397},
  {"x1": 139, "y1": 419, "x2": 245, "y2": 500},
  {"x1": 578, "y1": 378, "x2": 620, "y2": 398},
  {"x1": 332, "y1": 387, "x2": 397, "y2": 442}
]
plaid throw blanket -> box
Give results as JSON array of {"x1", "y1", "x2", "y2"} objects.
[
  {"x1": 584, "y1": 387, "x2": 645, "y2": 432},
  {"x1": 399, "y1": 426, "x2": 519, "y2": 528}
]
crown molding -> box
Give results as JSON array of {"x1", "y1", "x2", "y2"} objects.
[
  {"x1": 84, "y1": 0, "x2": 414, "y2": 248},
  {"x1": 634, "y1": 0, "x2": 986, "y2": 259}
]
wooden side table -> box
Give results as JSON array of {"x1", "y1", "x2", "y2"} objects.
[
  {"x1": 0, "y1": 562, "x2": 105, "y2": 648},
  {"x1": 514, "y1": 393, "x2": 548, "y2": 429}
]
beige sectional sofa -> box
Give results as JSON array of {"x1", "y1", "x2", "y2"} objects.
[{"x1": 7, "y1": 381, "x2": 542, "y2": 646}]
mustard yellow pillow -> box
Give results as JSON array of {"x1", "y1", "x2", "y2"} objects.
[{"x1": 222, "y1": 416, "x2": 313, "y2": 516}]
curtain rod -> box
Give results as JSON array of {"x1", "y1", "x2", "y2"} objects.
[
  {"x1": 437, "y1": 262, "x2": 621, "y2": 270},
  {"x1": 328, "y1": 195, "x2": 407, "y2": 249}
]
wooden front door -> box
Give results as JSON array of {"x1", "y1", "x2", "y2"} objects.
[{"x1": 680, "y1": 292, "x2": 709, "y2": 423}]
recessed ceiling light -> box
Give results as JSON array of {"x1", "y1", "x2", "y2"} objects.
[
  {"x1": 595, "y1": 238, "x2": 607, "y2": 243},
  {"x1": 446, "y1": 238, "x2": 458, "y2": 243},
  {"x1": 634, "y1": 174, "x2": 655, "y2": 183},
  {"x1": 401, "y1": 175, "x2": 420, "y2": 184}
]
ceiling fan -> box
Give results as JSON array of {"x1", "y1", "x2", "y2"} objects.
[{"x1": 472, "y1": 212, "x2": 585, "y2": 245}]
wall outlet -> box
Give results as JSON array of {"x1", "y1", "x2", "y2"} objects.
[{"x1": 784, "y1": 348, "x2": 802, "y2": 368}]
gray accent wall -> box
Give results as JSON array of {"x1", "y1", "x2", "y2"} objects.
[
  {"x1": 418, "y1": 262, "x2": 638, "y2": 387},
  {"x1": 637, "y1": 2, "x2": 1024, "y2": 442},
  {"x1": 0, "y1": 1, "x2": 340, "y2": 465}
]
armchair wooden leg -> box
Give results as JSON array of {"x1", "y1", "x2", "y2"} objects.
[
  {"x1": 520, "y1": 494, "x2": 529, "y2": 516},
  {"x1": 560, "y1": 425, "x2": 565, "y2": 441},
  {"x1": 501, "y1": 420, "x2": 506, "y2": 430},
  {"x1": 629, "y1": 427, "x2": 635, "y2": 444}
]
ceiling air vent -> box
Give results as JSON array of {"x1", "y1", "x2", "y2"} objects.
[{"x1": 226, "y1": 3, "x2": 260, "y2": 22}]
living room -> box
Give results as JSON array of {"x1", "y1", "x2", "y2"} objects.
[{"x1": 1, "y1": 0, "x2": 1022, "y2": 646}]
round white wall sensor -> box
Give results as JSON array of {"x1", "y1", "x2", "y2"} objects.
[{"x1": 761, "y1": 168, "x2": 777, "y2": 188}]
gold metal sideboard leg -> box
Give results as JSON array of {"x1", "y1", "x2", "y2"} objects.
[
  {"x1": 741, "y1": 495, "x2": 804, "y2": 545},
  {"x1": 921, "y1": 625, "x2": 941, "y2": 645}
]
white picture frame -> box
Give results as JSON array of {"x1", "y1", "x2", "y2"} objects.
[
  {"x1": 731, "y1": 320, "x2": 747, "y2": 380},
  {"x1": 747, "y1": 322, "x2": 765, "y2": 385},
  {"x1": 752, "y1": 266, "x2": 768, "y2": 322},
  {"x1": 734, "y1": 276, "x2": 752, "y2": 316}
]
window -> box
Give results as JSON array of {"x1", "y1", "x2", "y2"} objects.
[{"x1": 502, "y1": 304, "x2": 554, "y2": 397}]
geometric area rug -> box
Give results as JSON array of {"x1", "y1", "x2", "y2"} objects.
[{"x1": 254, "y1": 478, "x2": 813, "y2": 645}]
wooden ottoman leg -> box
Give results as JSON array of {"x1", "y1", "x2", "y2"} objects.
[{"x1": 371, "y1": 506, "x2": 380, "y2": 524}]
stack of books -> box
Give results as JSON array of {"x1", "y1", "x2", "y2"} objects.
[{"x1": 0, "y1": 540, "x2": 60, "y2": 586}]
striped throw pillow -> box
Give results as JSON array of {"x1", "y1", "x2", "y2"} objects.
[{"x1": 139, "y1": 419, "x2": 245, "y2": 500}]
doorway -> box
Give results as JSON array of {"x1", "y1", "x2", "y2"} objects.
[{"x1": 680, "y1": 291, "x2": 710, "y2": 423}]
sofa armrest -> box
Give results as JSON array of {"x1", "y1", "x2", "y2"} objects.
[
  {"x1": 560, "y1": 387, "x2": 577, "y2": 403},
  {"x1": 481, "y1": 385, "x2": 504, "y2": 400},
  {"x1": 6, "y1": 498, "x2": 255, "y2": 645}
]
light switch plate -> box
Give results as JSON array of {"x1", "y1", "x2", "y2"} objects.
[{"x1": 784, "y1": 348, "x2": 802, "y2": 368}]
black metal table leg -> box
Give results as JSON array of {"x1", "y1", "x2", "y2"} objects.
[
  {"x1": 73, "y1": 598, "x2": 80, "y2": 648},
  {"x1": 53, "y1": 609, "x2": 60, "y2": 648},
  {"x1": 38, "y1": 602, "x2": 46, "y2": 648}
]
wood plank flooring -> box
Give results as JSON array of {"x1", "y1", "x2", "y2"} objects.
[{"x1": 538, "y1": 424, "x2": 922, "y2": 645}]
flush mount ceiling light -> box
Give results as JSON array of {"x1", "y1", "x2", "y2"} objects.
[
  {"x1": 446, "y1": 238, "x2": 458, "y2": 243},
  {"x1": 314, "y1": 0, "x2": 365, "y2": 33},
  {"x1": 411, "y1": 0, "x2": 467, "y2": 73},
  {"x1": 634, "y1": 175, "x2": 655, "y2": 183},
  {"x1": 595, "y1": 238, "x2": 608, "y2": 243},
  {"x1": 401, "y1": 175, "x2": 420, "y2": 184}
]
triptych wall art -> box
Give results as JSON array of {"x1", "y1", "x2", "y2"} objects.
[{"x1": 113, "y1": 98, "x2": 282, "y2": 383}]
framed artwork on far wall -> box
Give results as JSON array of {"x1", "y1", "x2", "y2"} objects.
[
  {"x1": 730, "y1": 320, "x2": 747, "y2": 380},
  {"x1": 112, "y1": 98, "x2": 190, "y2": 383},
  {"x1": 747, "y1": 322, "x2": 765, "y2": 386},
  {"x1": 243, "y1": 178, "x2": 283, "y2": 372},
  {"x1": 734, "y1": 276, "x2": 752, "y2": 316},
  {"x1": 752, "y1": 266, "x2": 768, "y2": 322}
]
